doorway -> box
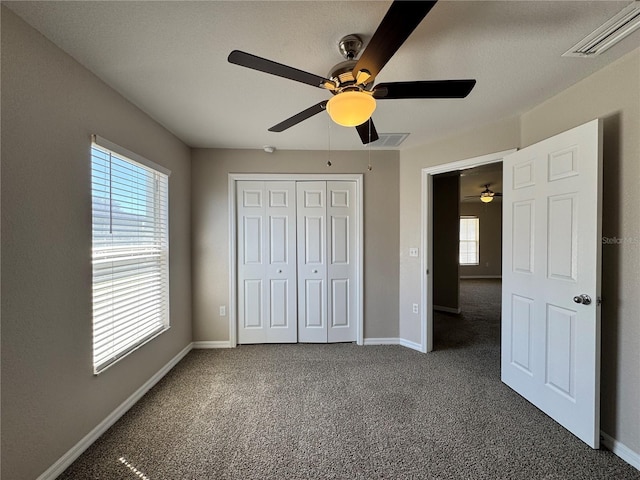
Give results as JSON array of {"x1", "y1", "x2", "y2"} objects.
[
  {"x1": 419, "y1": 149, "x2": 515, "y2": 352},
  {"x1": 420, "y1": 120, "x2": 603, "y2": 448},
  {"x1": 431, "y1": 163, "x2": 503, "y2": 350}
]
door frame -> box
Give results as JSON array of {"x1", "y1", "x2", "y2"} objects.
[
  {"x1": 228, "y1": 173, "x2": 364, "y2": 348},
  {"x1": 419, "y1": 149, "x2": 517, "y2": 352}
]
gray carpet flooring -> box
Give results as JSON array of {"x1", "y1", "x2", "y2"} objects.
[{"x1": 59, "y1": 279, "x2": 639, "y2": 479}]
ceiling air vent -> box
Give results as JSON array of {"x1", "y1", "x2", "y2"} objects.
[
  {"x1": 369, "y1": 133, "x2": 410, "y2": 148},
  {"x1": 563, "y1": 1, "x2": 640, "y2": 57}
]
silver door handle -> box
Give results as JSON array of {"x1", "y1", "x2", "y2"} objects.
[
  {"x1": 573, "y1": 294, "x2": 592, "y2": 305},
  {"x1": 312, "y1": 269, "x2": 318, "y2": 273},
  {"x1": 277, "y1": 269, "x2": 282, "y2": 273}
]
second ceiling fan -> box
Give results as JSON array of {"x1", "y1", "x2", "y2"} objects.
[
  {"x1": 464, "y1": 184, "x2": 503, "y2": 203},
  {"x1": 228, "y1": 0, "x2": 476, "y2": 145}
]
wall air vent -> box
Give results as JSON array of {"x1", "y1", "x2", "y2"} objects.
[
  {"x1": 369, "y1": 133, "x2": 410, "y2": 148},
  {"x1": 563, "y1": 1, "x2": 640, "y2": 57}
]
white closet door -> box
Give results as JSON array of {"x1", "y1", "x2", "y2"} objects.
[
  {"x1": 297, "y1": 182, "x2": 328, "y2": 342},
  {"x1": 237, "y1": 181, "x2": 297, "y2": 343},
  {"x1": 297, "y1": 181, "x2": 357, "y2": 343},
  {"x1": 327, "y1": 181, "x2": 357, "y2": 342}
]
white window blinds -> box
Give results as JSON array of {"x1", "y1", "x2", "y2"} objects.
[
  {"x1": 91, "y1": 136, "x2": 170, "y2": 374},
  {"x1": 459, "y1": 216, "x2": 480, "y2": 265}
]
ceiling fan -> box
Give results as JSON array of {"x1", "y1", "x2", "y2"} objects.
[
  {"x1": 227, "y1": 0, "x2": 476, "y2": 145},
  {"x1": 465, "y1": 184, "x2": 503, "y2": 203}
]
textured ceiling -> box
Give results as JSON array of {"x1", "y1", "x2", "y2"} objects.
[
  {"x1": 460, "y1": 162, "x2": 503, "y2": 202},
  {"x1": 6, "y1": 1, "x2": 639, "y2": 151}
]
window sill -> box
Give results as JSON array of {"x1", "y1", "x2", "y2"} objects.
[{"x1": 93, "y1": 325, "x2": 170, "y2": 376}]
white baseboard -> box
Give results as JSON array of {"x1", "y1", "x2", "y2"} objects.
[
  {"x1": 459, "y1": 275, "x2": 502, "y2": 279},
  {"x1": 433, "y1": 305, "x2": 461, "y2": 314},
  {"x1": 364, "y1": 337, "x2": 400, "y2": 345},
  {"x1": 363, "y1": 337, "x2": 424, "y2": 353},
  {"x1": 36, "y1": 343, "x2": 193, "y2": 480},
  {"x1": 601, "y1": 431, "x2": 640, "y2": 471},
  {"x1": 399, "y1": 338, "x2": 423, "y2": 352},
  {"x1": 192, "y1": 340, "x2": 233, "y2": 349}
]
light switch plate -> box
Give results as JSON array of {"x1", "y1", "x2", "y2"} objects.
[{"x1": 409, "y1": 248, "x2": 419, "y2": 257}]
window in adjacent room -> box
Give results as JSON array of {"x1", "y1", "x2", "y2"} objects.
[
  {"x1": 91, "y1": 136, "x2": 170, "y2": 374},
  {"x1": 459, "y1": 216, "x2": 479, "y2": 265}
]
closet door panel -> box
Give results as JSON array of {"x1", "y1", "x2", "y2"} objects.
[
  {"x1": 327, "y1": 181, "x2": 357, "y2": 342},
  {"x1": 243, "y1": 279, "x2": 263, "y2": 328},
  {"x1": 237, "y1": 182, "x2": 268, "y2": 343},
  {"x1": 238, "y1": 181, "x2": 297, "y2": 343},
  {"x1": 265, "y1": 181, "x2": 297, "y2": 343},
  {"x1": 304, "y1": 279, "x2": 324, "y2": 327},
  {"x1": 297, "y1": 182, "x2": 328, "y2": 342}
]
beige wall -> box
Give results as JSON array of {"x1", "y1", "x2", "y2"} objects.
[
  {"x1": 399, "y1": 47, "x2": 640, "y2": 457},
  {"x1": 1, "y1": 9, "x2": 192, "y2": 480},
  {"x1": 520, "y1": 48, "x2": 640, "y2": 456},
  {"x1": 191, "y1": 148, "x2": 400, "y2": 342},
  {"x1": 459, "y1": 200, "x2": 503, "y2": 277},
  {"x1": 432, "y1": 174, "x2": 460, "y2": 310},
  {"x1": 399, "y1": 117, "x2": 520, "y2": 342}
]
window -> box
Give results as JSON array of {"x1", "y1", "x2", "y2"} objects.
[
  {"x1": 459, "y1": 216, "x2": 479, "y2": 265},
  {"x1": 91, "y1": 136, "x2": 170, "y2": 374}
]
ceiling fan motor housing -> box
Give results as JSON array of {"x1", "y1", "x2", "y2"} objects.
[
  {"x1": 338, "y1": 34, "x2": 363, "y2": 60},
  {"x1": 328, "y1": 60, "x2": 372, "y2": 93},
  {"x1": 328, "y1": 36, "x2": 374, "y2": 94}
]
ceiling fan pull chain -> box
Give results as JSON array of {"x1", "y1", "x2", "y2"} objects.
[
  {"x1": 327, "y1": 121, "x2": 332, "y2": 167},
  {"x1": 367, "y1": 118, "x2": 373, "y2": 171}
]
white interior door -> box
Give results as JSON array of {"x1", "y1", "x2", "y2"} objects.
[
  {"x1": 237, "y1": 181, "x2": 297, "y2": 343},
  {"x1": 501, "y1": 119, "x2": 602, "y2": 448}
]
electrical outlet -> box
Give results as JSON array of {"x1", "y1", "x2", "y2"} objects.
[
  {"x1": 412, "y1": 303, "x2": 419, "y2": 314},
  {"x1": 219, "y1": 305, "x2": 226, "y2": 316}
]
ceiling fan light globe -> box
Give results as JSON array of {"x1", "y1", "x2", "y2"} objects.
[
  {"x1": 480, "y1": 195, "x2": 493, "y2": 203},
  {"x1": 326, "y1": 91, "x2": 376, "y2": 127}
]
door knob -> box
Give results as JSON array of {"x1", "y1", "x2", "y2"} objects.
[
  {"x1": 312, "y1": 269, "x2": 318, "y2": 273},
  {"x1": 277, "y1": 269, "x2": 282, "y2": 273},
  {"x1": 573, "y1": 294, "x2": 592, "y2": 305}
]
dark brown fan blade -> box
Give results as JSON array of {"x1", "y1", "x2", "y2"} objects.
[
  {"x1": 228, "y1": 50, "x2": 333, "y2": 89},
  {"x1": 268, "y1": 101, "x2": 327, "y2": 132},
  {"x1": 373, "y1": 80, "x2": 476, "y2": 99},
  {"x1": 355, "y1": 119, "x2": 379, "y2": 145},
  {"x1": 352, "y1": 1, "x2": 437, "y2": 83}
]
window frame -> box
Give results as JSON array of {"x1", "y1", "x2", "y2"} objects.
[
  {"x1": 459, "y1": 216, "x2": 480, "y2": 266},
  {"x1": 90, "y1": 135, "x2": 171, "y2": 374}
]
